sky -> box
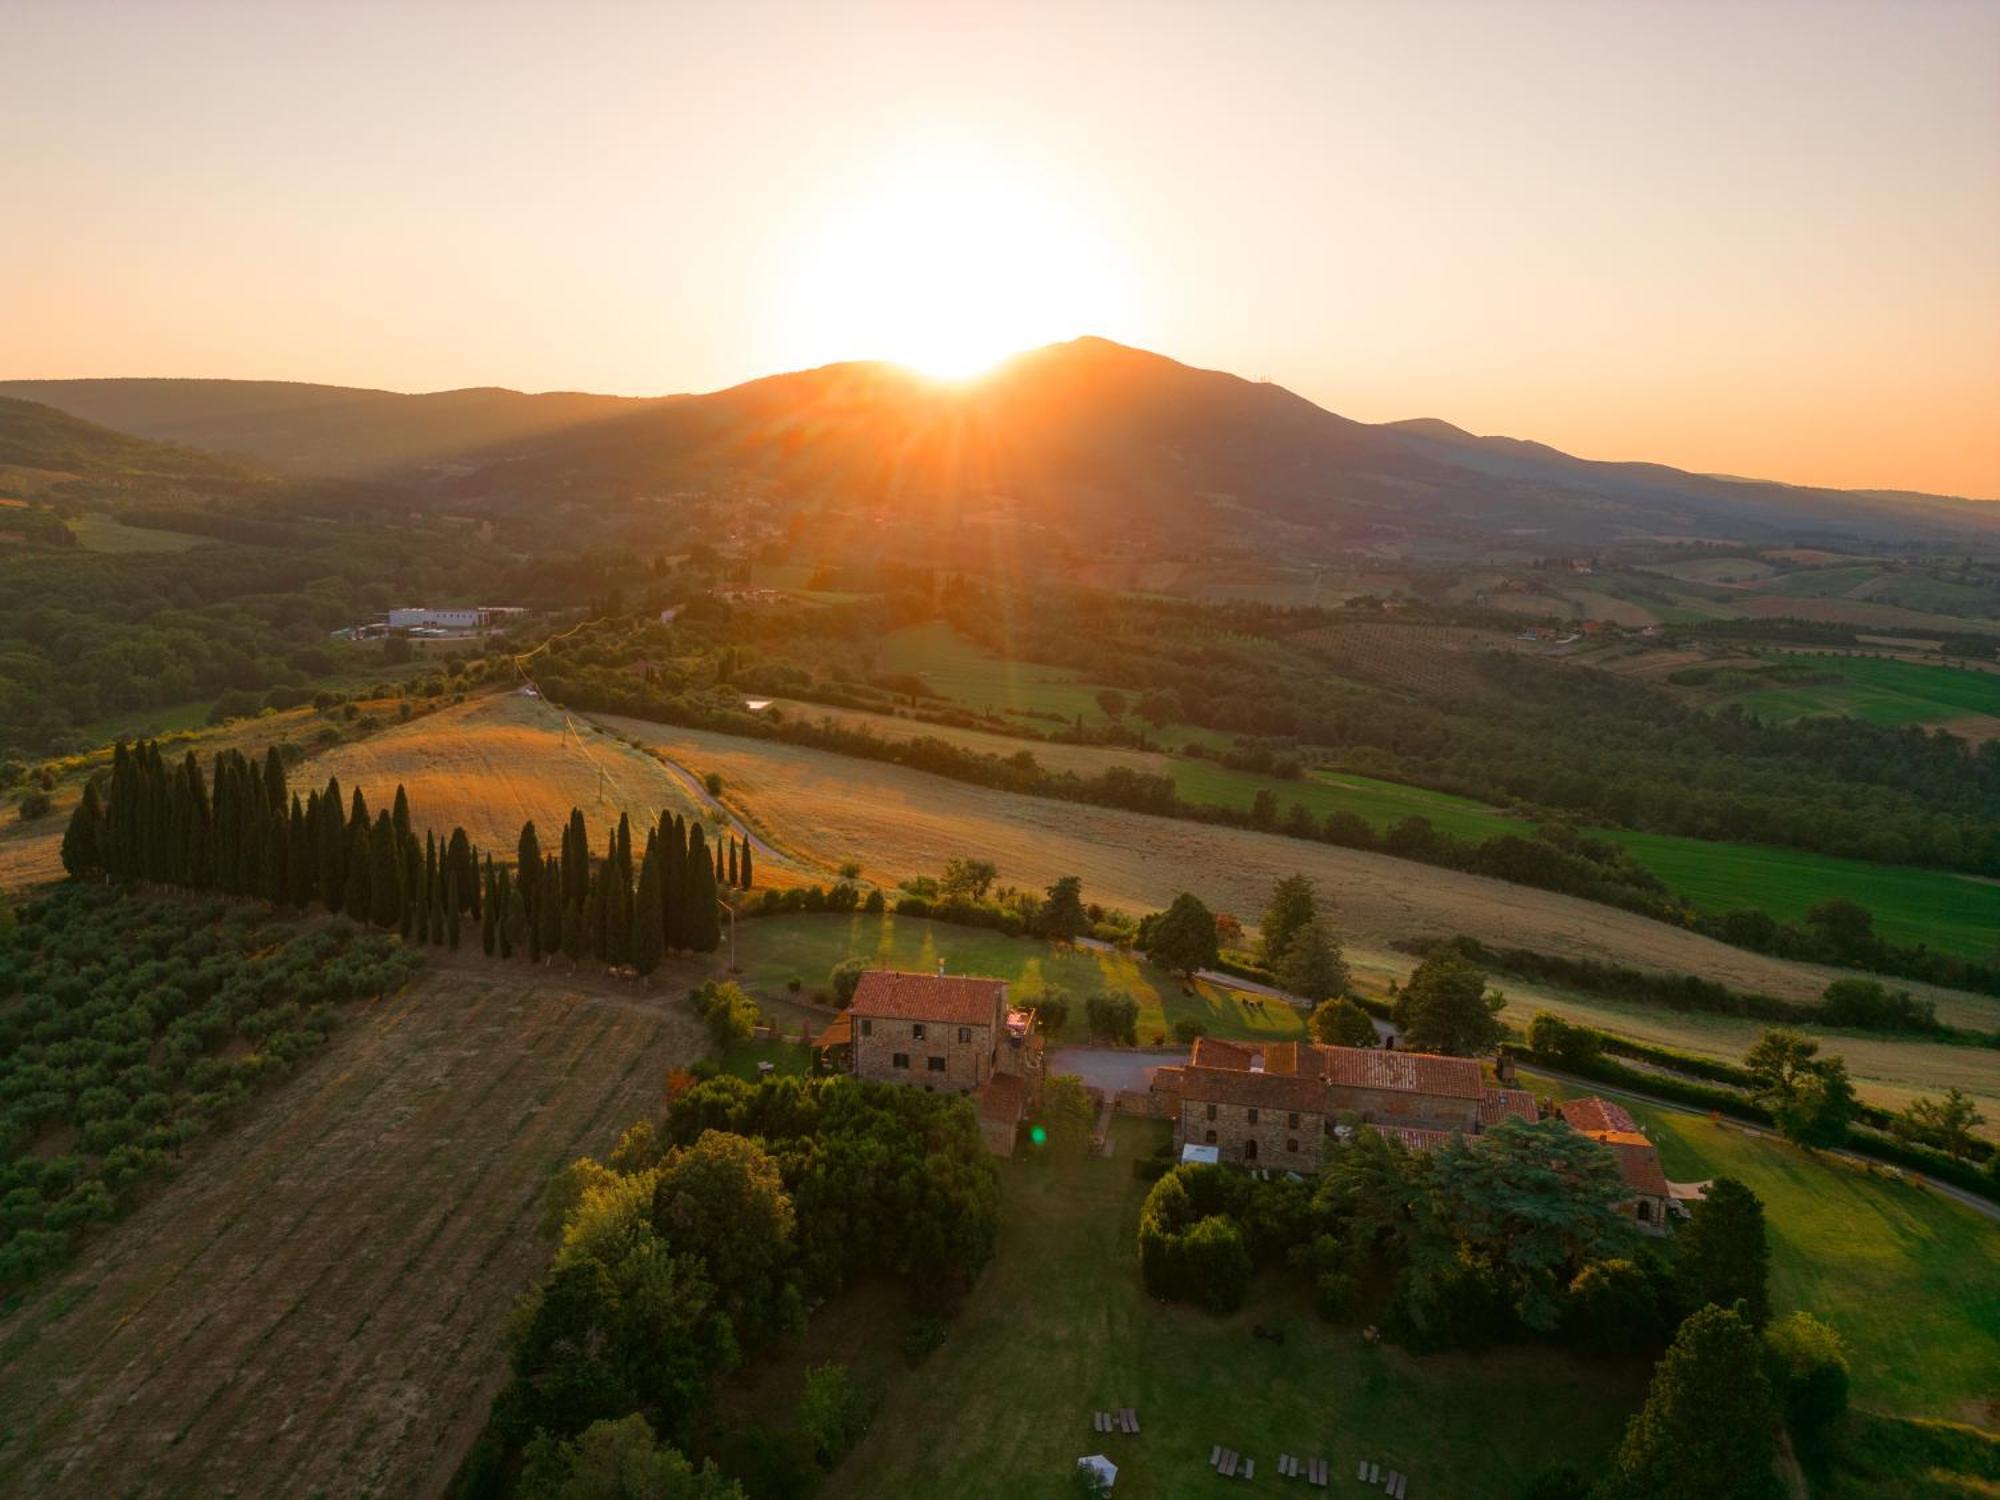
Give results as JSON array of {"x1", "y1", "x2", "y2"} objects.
[{"x1": 2, "y1": 0, "x2": 1997, "y2": 497}]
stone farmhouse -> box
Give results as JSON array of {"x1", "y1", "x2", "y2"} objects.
[
  {"x1": 1559, "y1": 1096, "x2": 1674, "y2": 1234},
  {"x1": 1154, "y1": 1037, "x2": 1540, "y2": 1172},
  {"x1": 814, "y1": 970, "x2": 1040, "y2": 1156}
]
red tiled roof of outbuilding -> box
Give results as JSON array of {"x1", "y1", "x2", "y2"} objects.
[{"x1": 848, "y1": 970, "x2": 1005, "y2": 1026}]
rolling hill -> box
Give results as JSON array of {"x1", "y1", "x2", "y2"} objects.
[{"x1": 9, "y1": 340, "x2": 1998, "y2": 548}]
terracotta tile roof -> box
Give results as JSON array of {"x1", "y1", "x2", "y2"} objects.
[
  {"x1": 1560, "y1": 1097, "x2": 1640, "y2": 1135},
  {"x1": 1370, "y1": 1124, "x2": 1460, "y2": 1153},
  {"x1": 1317, "y1": 1045, "x2": 1485, "y2": 1101},
  {"x1": 1189, "y1": 1037, "x2": 1254, "y2": 1070},
  {"x1": 1480, "y1": 1087, "x2": 1539, "y2": 1126},
  {"x1": 1178, "y1": 1064, "x2": 1329, "y2": 1114},
  {"x1": 813, "y1": 1011, "x2": 852, "y2": 1050},
  {"x1": 1594, "y1": 1136, "x2": 1672, "y2": 1199},
  {"x1": 977, "y1": 1072, "x2": 1030, "y2": 1123},
  {"x1": 849, "y1": 970, "x2": 1005, "y2": 1027},
  {"x1": 1150, "y1": 1066, "x2": 1185, "y2": 1094}
]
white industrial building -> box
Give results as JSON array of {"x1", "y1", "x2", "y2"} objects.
[{"x1": 385, "y1": 606, "x2": 524, "y2": 633}]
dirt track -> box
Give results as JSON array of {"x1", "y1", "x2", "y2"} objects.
[{"x1": 0, "y1": 961, "x2": 707, "y2": 1499}]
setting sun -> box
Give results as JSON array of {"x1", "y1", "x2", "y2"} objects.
[{"x1": 781, "y1": 144, "x2": 1133, "y2": 380}]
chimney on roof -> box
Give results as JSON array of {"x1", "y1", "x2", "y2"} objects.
[
  {"x1": 1249, "y1": 1050, "x2": 1264, "y2": 1073},
  {"x1": 936, "y1": 957, "x2": 946, "y2": 976}
]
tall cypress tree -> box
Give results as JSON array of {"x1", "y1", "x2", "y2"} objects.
[
  {"x1": 399, "y1": 834, "x2": 420, "y2": 939},
  {"x1": 739, "y1": 838, "x2": 754, "y2": 892},
  {"x1": 60, "y1": 780, "x2": 105, "y2": 878},
  {"x1": 262, "y1": 745, "x2": 287, "y2": 810},
  {"x1": 287, "y1": 795, "x2": 314, "y2": 907},
  {"x1": 661, "y1": 814, "x2": 687, "y2": 951},
  {"x1": 497, "y1": 868, "x2": 517, "y2": 958},
  {"x1": 317, "y1": 777, "x2": 346, "y2": 910},
  {"x1": 391, "y1": 784, "x2": 412, "y2": 847},
  {"x1": 517, "y1": 821, "x2": 541, "y2": 927},
  {"x1": 632, "y1": 834, "x2": 664, "y2": 976},
  {"x1": 685, "y1": 824, "x2": 720, "y2": 953},
  {"x1": 727, "y1": 836, "x2": 739, "y2": 888},
  {"x1": 343, "y1": 821, "x2": 372, "y2": 919},
  {"x1": 565, "y1": 809, "x2": 590, "y2": 910},
  {"x1": 415, "y1": 856, "x2": 432, "y2": 945},
  {"x1": 445, "y1": 868, "x2": 461, "y2": 950},
  {"x1": 183, "y1": 753, "x2": 212, "y2": 890},
  {"x1": 537, "y1": 855, "x2": 563, "y2": 961},
  {"x1": 369, "y1": 812, "x2": 401, "y2": 928}
]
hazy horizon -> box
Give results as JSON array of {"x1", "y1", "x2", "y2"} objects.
[{"x1": 4, "y1": 0, "x2": 1996, "y2": 497}]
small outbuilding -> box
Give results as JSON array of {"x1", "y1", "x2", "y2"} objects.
[{"x1": 1077, "y1": 1454, "x2": 1118, "y2": 1490}]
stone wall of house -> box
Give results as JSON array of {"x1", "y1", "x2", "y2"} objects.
[
  {"x1": 853, "y1": 1017, "x2": 993, "y2": 1094},
  {"x1": 1179, "y1": 1098, "x2": 1326, "y2": 1171},
  {"x1": 978, "y1": 1114, "x2": 1018, "y2": 1157}
]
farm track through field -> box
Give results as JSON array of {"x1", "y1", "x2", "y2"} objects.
[{"x1": 0, "y1": 962, "x2": 707, "y2": 1499}]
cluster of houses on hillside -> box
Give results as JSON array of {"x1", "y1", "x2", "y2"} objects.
[{"x1": 812, "y1": 969, "x2": 1684, "y2": 1233}]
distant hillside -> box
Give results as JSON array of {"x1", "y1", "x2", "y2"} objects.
[
  {"x1": 11, "y1": 342, "x2": 1996, "y2": 548},
  {"x1": 0, "y1": 378, "x2": 671, "y2": 477},
  {"x1": 0, "y1": 396, "x2": 257, "y2": 502}
]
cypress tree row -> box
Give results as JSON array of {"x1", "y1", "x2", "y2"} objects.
[{"x1": 60, "y1": 740, "x2": 732, "y2": 966}]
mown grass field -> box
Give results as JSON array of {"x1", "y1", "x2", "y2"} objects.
[
  {"x1": 1516, "y1": 1070, "x2": 2000, "y2": 1427},
  {"x1": 0, "y1": 960, "x2": 710, "y2": 1498},
  {"x1": 1598, "y1": 827, "x2": 1996, "y2": 959},
  {"x1": 736, "y1": 911, "x2": 1305, "y2": 1045},
  {"x1": 808, "y1": 1116, "x2": 1646, "y2": 1499},
  {"x1": 1713, "y1": 652, "x2": 2000, "y2": 729}
]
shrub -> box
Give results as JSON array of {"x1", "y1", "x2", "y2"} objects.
[
  {"x1": 1765, "y1": 1311, "x2": 1849, "y2": 1440},
  {"x1": 828, "y1": 958, "x2": 867, "y2": 1008}
]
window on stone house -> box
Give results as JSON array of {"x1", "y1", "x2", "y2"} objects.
[
  {"x1": 861, "y1": 1019, "x2": 872, "y2": 1037},
  {"x1": 892, "y1": 1052, "x2": 909, "y2": 1069},
  {"x1": 1247, "y1": 1108, "x2": 1259, "y2": 1125},
  {"x1": 1245, "y1": 1139, "x2": 1258, "y2": 1161},
  {"x1": 1287, "y1": 1112, "x2": 1299, "y2": 1128},
  {"x1": 957, "y1": 1026, "x2": 971, "y2": 1042},
  {"x1": 1206, "y1": 1103, "x2": 1217, "y2": 1121},
  {"x1": 928, "y1": 1056, "x2": 946, "y2": 1072},
  {"x1": 1287, "y1": 1139, "x2": 1299, "y2": 1153},
  {"x1": 1205, "y1": 1129, "x2": 1217, "y2": 1144},
  {"x1": 912, "y1": 1023, "x2": 927, "y2": 1040}
]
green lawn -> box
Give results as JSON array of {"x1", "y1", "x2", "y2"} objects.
[
  {"x1": 1597, "y1": 828, "x2": 1997, "y2": 959},
  {"x1": 1516, "y1": 1070, "x2": 2000, "y2": 1425},
  {"x1": 734, "y1": 912, "x2": 1305, "y2": 1046},
  {"x1": 718, "y1": 1035, "x2": 813, "y2": 1081},
  {"x1": 1718, "y1": 653, "x2": 2000, "y2": 728},
  {"x1": 811, "y1": 1116, "x2": 1649, "y2": 1498}
]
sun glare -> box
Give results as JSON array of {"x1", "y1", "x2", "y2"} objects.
[{"x1": 781, "y1": 145, "x2": 1130, "y2": 380}]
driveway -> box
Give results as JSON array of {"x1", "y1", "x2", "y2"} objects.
[{"x1": 1048, "y1": 1045, "x2": 1180, "y2": 1094}]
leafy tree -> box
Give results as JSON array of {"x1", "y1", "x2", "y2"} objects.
[
  {"x1": 1769, "y1": 1055, "x2": 1855, "y2": 1148},
  {"x1": 1526, "y1": 1011, "x2": 1602, "y2": 1068},
  {"x1": 650, "y1": 1130, "x2": 802, "y2": 1350},
  {"x1": 1141, "y1": 892, "x2": 1219, "y2": 979},
  {"x1": 828, "y1": 958, "x2": 867, "y2": 1008},
  {"x1": 939, "y1": 858, "x2": 998, "y2": 902},
  {"x1": 1764, "y1": 1311, "x2": 1849, "y2": 1441},
  {"x1": 1426, "y1": 1118, "x2": 1635, "y2": 1332},
  {"x1": 1033, "y1": 1074, "x2": 1096, "y2": 1156},
  {"x1": 1036, "y1": 874, "x2": 1088, "y2": 941},
  {"x1": 1894, "y1": 1088, "x2": 1985, "y2": 1159},
  {"x1": 1562, "y1": 1258, "x2": 1664, "y2": 1357},
  {"x1": 1393, "y1": 952, "x2": 1504, "y2": 1056},
  {"x1": 518, "y1": 1413, "x2": 745, "y2": 1500},
  {"x1": 1259, "y1": 874, "x2": 1317, "y2": 965},
  {"x1": 1804, "y1": 897, "x2": 1876, "y2": 960},
  {"x1": 1601, "y1": 1303, "x2": 1781, "y2": 1500},
  {"x1": 1310, "y1": 997, "x2": 1377, "y2": 1048},
  {"x1": 1083, "y1": 992, "x2": 1139, "y2": 1046},
  {"x1": 1094, "y1": 688, "x2": 1127, "y2": 720},
  {"x1": 1032, "y1": 990, "x2": 1071, "y2": 1038},
  {"x1": 1676, "y1": 1177, "x2": 1770, "y2": 1327},
  {"x1": 1743, "y1": 1029, "x2": 1821, "y2": 1098},
  {"x1": 690, "y1": 980, "x2": 757, "y2": 1050},
  {"x1": 59, "y1": 781, "x2": 104, "y2": 878},
  {"x1": 1178, "y1": 1213, "x2": 1253, "y2": 1313},
  {"x1": 796, "y1": 1363, "x2": 873, "y2": 1470},
  {"x1": 1273, "y1": 916, "x2": 1349, "y2": 1003}
]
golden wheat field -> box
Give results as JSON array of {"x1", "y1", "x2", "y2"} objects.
[{"x1": 595, "y1": 713, "x2": 2000, "y2": 1021}]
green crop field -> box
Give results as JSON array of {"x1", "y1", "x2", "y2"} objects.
[
  {"x1": 1716, "y1": 653, "x2": 2000, "y2": 728},
  {"x1": 65, "y1": 513, "x2": 204, "y2": 553},
  {"x1": 1516, "y1": 1070, "x2": 2000, "y2": 1425},
  {"x1": 1174, "y1": 761, "x2": 1528, "y2": 843},
  {"x1": 808, "y1": 1116, "x2": 1648, "y2": 1499},
  {"x1": 735, "y1": 912, "x2": 1305, "y2": 1046},
  {"x1": 1598, "y1": 827, "x2": 1997, "y2": 959},
  {"x1": 878, "y1": 621, "x2": 1120, "y2": 724}
]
